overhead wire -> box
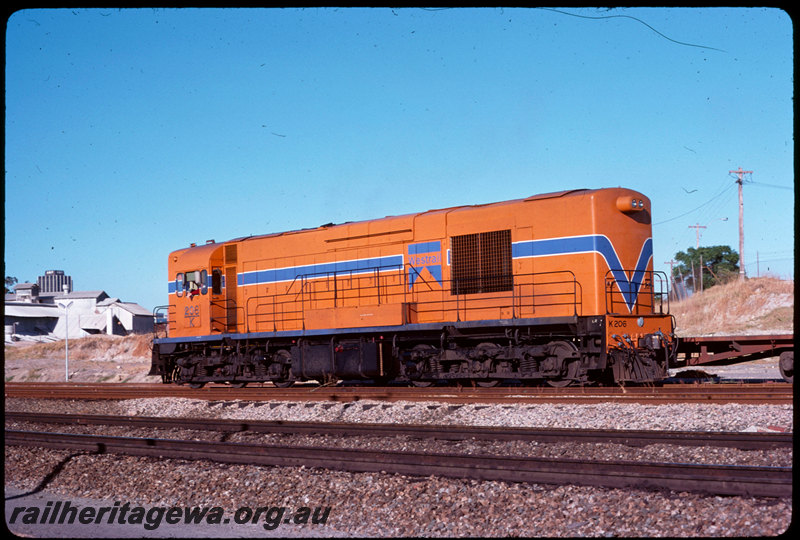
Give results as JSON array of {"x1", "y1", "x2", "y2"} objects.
[
  {"x1": 748, "y1": 181, "x2": 793, "y2": 191},
  {"x1": 539, "y1": 8, "x2": 726, "y2": 52},
  {"x1": 701, "y1": 191, "x2": 732, "y2": 226},
  {"x1": 654, "y1": 183, "x2": 736, "y2": 226}
]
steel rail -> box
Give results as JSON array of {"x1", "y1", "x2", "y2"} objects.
[
  {"x1": 4, "y1": 382, "x2": 793, "y2": 404},
  {"x1": 5, "y1": 429, "x2": 791, "y2": 498},
  {"x1": 5, "y1": 411, "x2": 792, "y2": 450}
]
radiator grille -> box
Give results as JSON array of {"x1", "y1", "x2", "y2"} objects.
[
  {"x1": 225, "y1": 244, "x2": 238, "y2": 264},
  {"x1": 450, "y1": 229, "x2": 512, "y2": 295}
]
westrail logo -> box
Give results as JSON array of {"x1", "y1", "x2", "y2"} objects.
[{"x1": 408, "y1": 241, "x2": 443, "y2": 289}]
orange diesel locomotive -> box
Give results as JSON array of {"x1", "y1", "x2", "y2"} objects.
[{"x1": 150, "y1": 187, "x2": 676, "y2": 387}]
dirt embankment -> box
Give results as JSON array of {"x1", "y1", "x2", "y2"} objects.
[
  {"x1": 4, "y1": 277, "x2": 794, "y2": 383},
  {"x1": 4, "y1": 334, "x2": 158, "y2": 383},
  {"x1": 670, "y1": 276, "x2": 794, "y2": 337}
]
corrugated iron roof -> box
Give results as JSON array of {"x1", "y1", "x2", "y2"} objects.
[
  {"x1": 79, "y1": 313, "x2": 107, "y2": 331},
  {"x1": 58, "y1": 290, "x2": 109, "y2": 300},
  {"x1": 112, "y1": 302, "x2": 152, "y2": 316},
  {"x1": 4, "y1": 303, "x2": 61, "y2": 318}
]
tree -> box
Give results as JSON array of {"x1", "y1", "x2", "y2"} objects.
[
  {"x1": 5, "y1": 276, "x2": 18, "y2": 294},
  {"x1": 674, "y1": 245, "x2": 739, "y2": 291}
]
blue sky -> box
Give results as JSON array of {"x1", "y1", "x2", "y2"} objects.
[{"x1": 5, "y1": 7, "x2": 794, "y2": 312}]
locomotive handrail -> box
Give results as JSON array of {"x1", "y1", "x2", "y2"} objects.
[
  {"x1": 244, "y1": 263, "x2": 407, "y2": 333},
  {"x1": 604, "y1": 269, "x2": 669, "y2": 316},
  {"x1": 298, "y1": 263, "x2": 407, "y2": 316},
  {"x1": 209, "y1": 298, "x2": 228, "y2": 333},
  {"x1": 243, "y1": 265, "x2": 583, "y2": 333},
  {"x1": 209, "y1": 297, "x2": 244, "y2": 333},
  {"x1": 152, "y1": 305, "x2": 173, "y2": 338}
]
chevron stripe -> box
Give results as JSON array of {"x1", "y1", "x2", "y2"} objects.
[{"x1": 512, "y1": 235, "x2": 653, "y2": 312}]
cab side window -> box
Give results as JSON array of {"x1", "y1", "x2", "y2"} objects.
[{"x1": 200, "y1": 269, "x2": 208, "y2": 295}]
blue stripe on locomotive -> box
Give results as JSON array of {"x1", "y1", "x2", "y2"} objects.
[{"x1": 238, "y1": 254, "x2": 404, "y2": 286}]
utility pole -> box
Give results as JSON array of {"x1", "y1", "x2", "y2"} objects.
[
  {"x1": 665, "y1": 260, "x2": 678, "y2": 301},
  {"x1": 688, "y1": 223, "x2": 706, "y2": 249},
  {"x1": 699, "y1": 253, "x2": 703, "y2": 293},
  {"x1": 729, "y1": 167, "x2": 752, "y2": 280},
  {"x1": 57, "y1": 283, "x2": 73, "y2": 382},
  {"x1": 685, "y1": 225, "x2": 706, "y2": 293}
]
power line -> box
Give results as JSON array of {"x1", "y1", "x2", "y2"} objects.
[
  {"x1": 540, "y1": 8, "x2": 726, "y2": 52},
  {"x1": 701, "y1": 187, "x2": 732, "y2": 225},
  {"x1": 755, "y1": 249, "x2": 794, "y2": 256},
  {"x1": 654, "y1": 184, "x2": 735, "y2": 225},
  {"x1": 748, "y1": 181, "x2": 793, "y2": 191},
  {"x1": 745, "y1": 256, "x2": 794, "y2": 265}
]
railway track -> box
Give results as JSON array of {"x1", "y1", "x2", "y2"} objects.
[
  {"x1": 5, "y1": 426, "x2": 791, "y2": 498},
  {"x1": 4, "y1": 381, "x2": 793, "y2": 404},
  {"x1": 6, "y1": 411, "x2": 792, "y2": 450}
]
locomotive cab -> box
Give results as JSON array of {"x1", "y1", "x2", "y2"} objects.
[
  {"x1": 165, "y1": 242, "x2": 226, "y2": 337},
  {"x1": 150, "y1": 241, "x2": 228, "y2": 383}
]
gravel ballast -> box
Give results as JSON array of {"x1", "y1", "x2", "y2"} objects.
[{"x1": 4, "y1": 397, "x2": 793, "y2": 537}]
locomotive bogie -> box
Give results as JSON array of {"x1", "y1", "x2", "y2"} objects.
[{"x1": 152, "y1": 188, "x2": 677, "y2": 386}]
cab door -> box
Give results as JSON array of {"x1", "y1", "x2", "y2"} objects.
[
  {"x1": 224, "y1": 243, "x2": 239, "y2": 333},
  {"x1": 210, "y1": 267, "x2": 226, "y2": 333}
]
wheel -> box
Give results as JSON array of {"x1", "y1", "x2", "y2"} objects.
[
  {"x1": 409, "y1": 344, "x2": 437, "y2": 386},
  {"x1": 545, "y1": 341, "x2": 580, "y2": 387},
  {"x1": 269, "y1": 350, "x2": 294, "y2": 387},
  {"x1": 545, "y1": 378, "x2": 573, "y2": 388},
  {"x1": 474, "y1": 342, "x2": 500, "y2": 380},
  {"x1": 227, "y1": 382, "x2": 247, "y2": 388},
  {"x1": 188, "y1": 382, "x2": 205, "y2": 389}
]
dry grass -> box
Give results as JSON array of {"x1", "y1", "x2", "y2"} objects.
[{"x1": 670, "y1": 276, "x2": 794, "y2": 336}]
